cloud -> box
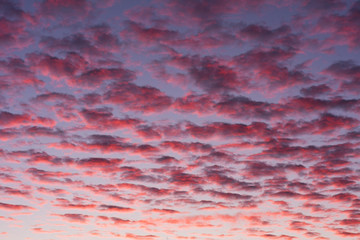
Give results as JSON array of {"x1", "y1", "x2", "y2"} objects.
[
  {"x1": 71, "y1": 67, "x2": 136, "y2": 87},
  {"x1": 98, "y1": 204, "x2": 134, "y2": 212},
  {"x1": 0, "y1": 111, "x2": 31, "y2": 127},
  {"x1": 233, "y1": 47, "x2": 312, "y2": 91},
  {"x1": 315, "y1": 1, "x2": 360, "y2": 48},
  {"x1": 1, "y1": 0, "x2": 360, "y2": 239},
  {"x1": 160, "y1": 140, "x2": 213, "y2": 153},
  {"x1": 0, "y1": 0, "x2": 34, "y2": 51},
  {"x1": 122, "y1": 20, "x2": 178, "y2": 44},
  {"x1": 53, "y1": 198, "x2": 96, "y2": 209},
  {"x1": 167, "y1": 54, "x2": 243, "y2": 93},
  {"x1": 38, "y1": 0, "x2": 91, "y2": 22},
  {"x1": 214, "y1": 95, "x2": 286, "y2": 120},
  {"x1": 300, "y1": 84, "x2": 332, "y2": 96},
  {"x1": 0, "y1": 186, "x2": 31, "y2": 198},
  {"x1": 302, "y1": 0, "x2": 346, "y2": 13},
  {"x1": 104, "y1": 82, "x2": 173, "y2": 113},
  {"x1": 52, "y1": 213, "x2": 91, "y2": 223},
  {"x1": 32, "y1": 228, "x2": 62, "y2": 233},
  {"x1": 239, "y1": 24, "x2": 294, "y2": 46},
  {"x1": 26, "y1": 167, "x2": 79, "y2": 184},
  {"x1": 169, "y1": 171, "x2": 205, "y2": 186},
  {"x1": 163, "y1": 0, "x2": 265, "y2": 25},
  {"x1": 88, "y1": 23, "x2": 122, "y2": 51},
  {"x1": 77, "y1": 157, "x2": 123, "y2": 168},
  {"x1": 147, "y1": 208, "x2": 180, "y2": 214},
  {"x1": 125, "y1": 233, "x2": 157, "y2": 239},
  {"x1": 0, "y1": 58, "x2": 43, "y2": 90},
  {"x1": 276, "y1": 113, "x2": 359, "y2": 135},
  {"x1": 324, "y1": 60, "x2": 360, "y2": 93},
  {"x1": 0, "y1": 202, "x2": 34, "y2": 211},
  {"x1": 29, "y1": 52, "x2": 87, "y2": 80},
  {"x1": 185, "y1": 121, "x2": 274, "y2": 139},
  {"x1": 79, "y1": 107, "x2": 141, "y2": 130}
]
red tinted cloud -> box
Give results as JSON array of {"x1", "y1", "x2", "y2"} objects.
[
  {"x1": 38, "y1": 0, "x2": 91, "y2": 21},
  {"x1": 215, "y1": 95, "x2": 286, "y2": 120},
  {"x1": 148, "y1": 208, "x2": 180, "y2": 214},
  {"x1": 233, "y1": 47, "x2": 312, "y2": 91},
  {"x1": 37, "y1": 187, "x2": 68, "y2": 196},
  {"x1": 0, "y1": 12, "x2": 33, "y2": 51},
  {"x1": 1, "y1": 0, "x2": 359, "y2": 239},
  {"x1": 32, "y1": 228, "x2": 62, "y2": 233},
  {"x1": 87, "y1": 23, "x2": 121, "y2": 51},
  {"x1": 53, "y1": 213, "x2": 91, "y2": 223},
  {"x1": 122, "y1": 21, "x2": 178, "y2": 43},
  {"x1": 29, "y1": 52, "x2": 87, "y2": 80},
  {"x1": 53, "y1": 198, "x2": 96, "y2": 210},
  {"x1": 164, "y1": 0, "x2": 265, "y2": 25},
  {"x1": 302, "y1": 0, "x2": 346, "y2": 13},
  {"x1": 316, "y1": 1, "x2": 360, "y2": 48},
  {"x1": 0, "y1": 57, "x2": 43, "y2": 89},
  {"x1": 98, "y1": 204, "x2": 134, "y2": 212},
  {"x1": 104, "y1": 82, "x2": 172, "y2": 113},
  {"x1": 79, "y1": 108, "x2": 141, "y2": 130},
  {"x1": 186, "y1": 121, "x2": 274, "y2": 139},
  {"x1": 169, "y1": 171, "x2": 204, "y2": 186},
  {"x1": 77, "y1": 157, "x2": 123, "y2": 168},
  {"x1": 324, "y1": 60, "x2": 360, "y2": 93},
  {"x1": 0, "y1": 111, "x2": 31, "y2": 127},
  {"x1": 173, "y1": 93, "x2": 216, "y2": 115},
  {"x1": 0, "y1": 202, "x2": 34, "y2": 210},
  {"x1": 125, "y1": 233, "x2": 157, "y2": 239},
  {"x1": 276, "y1": 113, "x2": 359, "y2": 135},
  {"x1": 26, "y1": 167, "x2": 78, "y2": 184},
  {"x1": 239, "y1": 24, "x2": 297, "y2": 49},
  {"x1": 70, "y1": 67, "x2": 136, "y2": 87},
  {"x1": 300, "y1": 84, "x2": 332, "y2": 96},
  {"x1": 160, "y1": 141, "x2": 213, "y2": 153},
  {"x1": 186, "y1": 55, "x2": 241, "y2": 93},
  {"x1": 0, "y1": 186, "x2": 31, "y2": 198},
  {"x1": 49, "y1": 134, "x2": 136, "y2": 153}
]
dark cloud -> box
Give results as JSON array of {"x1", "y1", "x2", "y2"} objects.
[
  {"x1": 160, "y1": 141, "x2": 214, "y2": 153},
  {"x1": 0, "y1": 111, "x2": 31, "y2": 127},
  {"x1": 239, "y1": 24, "x2": 292, "y2": 43},
  {"x1": 302, "y1": 0, "x2": 346, "y2": 13},
  {"x1": 0, "y1": 57, "x2": 43, "y2": 89},
  {"x1": 324, "y1": 60, "x2": 360, "y2": 93},
  {"x1": 300, "y1": 84, "x2": 332, "y2": 96},
  {"x1": 38, "y1": 0, "x2": 91, "y2": 20},
  {"x1": 215, "y1": 95, "x2": 286, "y2": 120},
  {"x1": 98, "y1": 204, "x2": 134, "y2": 212},
  {"x1": 79, "y1": 108, "x2": 141, "y2": 130},
  {"x1": 88, "y1": 23, "x2": 122, "y2": 51},
  {"x1": 169, "y1": 171, "x2": 204, "y2": 186},
  {"x1": 164, "y1": 0, "x2": 265, "y2": 25},
  {"x1": 104, "y1": 82, "x2": 172, "y2": 113},
  {"x1": 233, "y1": 47, "x2": 312, "y2": 91},
  {"x1": 28, "y1": 52, "x2": 87, "y2": 80},
  {"x1": 72, "y1": 67, "x2": 136, "y2": 87},
  {"x1": 186, "y1": 121, "x2": 275, "y2": 139},
  {"x1": 0, "y1": 202, "x2": 34, "y2": 210},
  {"x1": 33, "y1": 92, "x2": 77, "y2": 104},
  {"x1": 53, "y1": 213, "x2": 90, "y2": 223},
  {"x1": 122, "y1": 20, "x2": 178, "y2": 43}
]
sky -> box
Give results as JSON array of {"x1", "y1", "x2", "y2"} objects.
[{"x1": 0, "y1": 0, "x2": 360, "y2": 239}]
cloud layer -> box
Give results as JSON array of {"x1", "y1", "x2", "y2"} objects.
[{"x1": 0, "y1": 0, "x2": 360, "y2": 240}]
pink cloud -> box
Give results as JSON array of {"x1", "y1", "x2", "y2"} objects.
[{"x1": 0, "y1": 202, "x2": 34, "y2": 211}]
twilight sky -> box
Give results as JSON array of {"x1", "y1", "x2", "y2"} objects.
[{"x1": 1, "y1": 0, "x2": 360, "y2": 239}]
